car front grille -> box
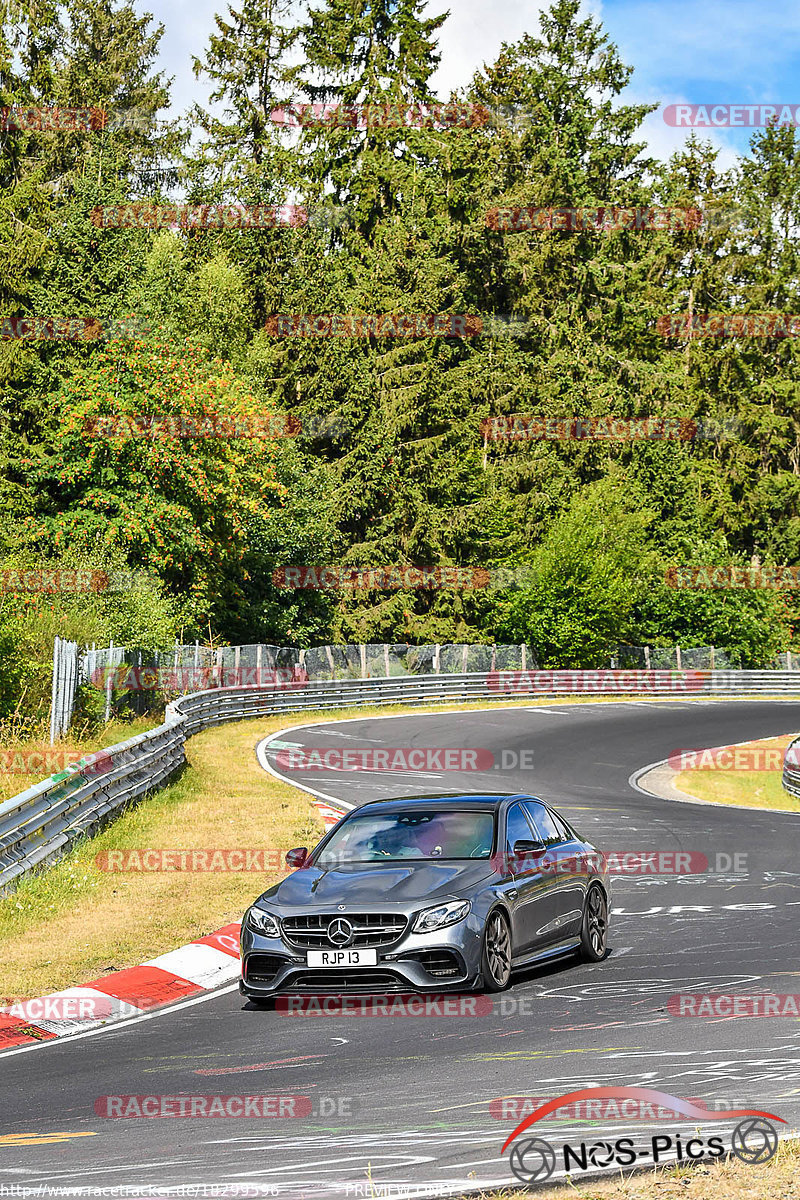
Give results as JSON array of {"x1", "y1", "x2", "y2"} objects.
[
  {"x1": 281, "y1": 912, "x2": 408, "y2": 949},
  {"x1": 288, "y1": 971, "x2": 407, "y2": 992}
]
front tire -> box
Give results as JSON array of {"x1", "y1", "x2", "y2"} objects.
[
  {"x1": 580, "y1": 884, "x2": 608, "y2": 962},
  {"x1": 481, "y1": 909, "x2": 512, "y2": 992}
]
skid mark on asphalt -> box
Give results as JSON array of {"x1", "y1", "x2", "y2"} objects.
[
  {"x1": 195, "y1": 1055, "x2": 328, "y2": 1075},
  {"x1": 462, "y1": 1046, "x2": 628, "y2": 1062}
]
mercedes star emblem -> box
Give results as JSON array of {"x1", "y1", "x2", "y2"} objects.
[{"x1": 328, "y1": 918, "x2": 354, "y2": 947}]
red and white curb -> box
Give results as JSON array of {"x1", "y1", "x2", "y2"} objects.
[
  {"x1": 0, "y1": 728, "x2": 352, "y2": 1053},
  {"x1": 315, "y1": 801, "x2": 346, "y2": 828},
  {"x1": 0, "y1": 921, "x2": 241, "y2": 1050}
]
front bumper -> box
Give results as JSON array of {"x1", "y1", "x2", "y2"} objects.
[{"x1": 239, "y1": 910, "x2": 484, "y2": 996}]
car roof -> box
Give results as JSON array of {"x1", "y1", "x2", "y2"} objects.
[{"x1": 350, "y1": 793, "x2": 544, "y2": 813}]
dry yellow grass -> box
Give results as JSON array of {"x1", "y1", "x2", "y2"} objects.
[
  {"x1": 0, "y1": 712, "x2": 322, "y2": 1000},
  {"x1": 675, "y1": 732, "x2": 800, "y2": 811},
  {"x1": 491, "y1": 1135, "x2": 800, "y2": 1199},
  {"x1": 0, "y1": 716, "x2": 159, "y2": 803}
]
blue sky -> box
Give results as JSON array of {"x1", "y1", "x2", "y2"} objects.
[{"x1": 148, "y1": 0, "x2": 800, "y2": 169}]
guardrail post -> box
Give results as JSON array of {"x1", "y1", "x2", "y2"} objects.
[
  {"x1": 104, "y1": 641, "x2": 114, "y2": 723},
  {"x1": 49, "y1": 636, "x2": 60, "y2": 745}
]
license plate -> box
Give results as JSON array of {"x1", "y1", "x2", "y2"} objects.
[{"x1": 306, "y1": 948, "x2": 378, "y2": 967}]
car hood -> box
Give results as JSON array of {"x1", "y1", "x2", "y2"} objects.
[{"x1": 257, "y1": 860, "x2": 496, "y2": 909}]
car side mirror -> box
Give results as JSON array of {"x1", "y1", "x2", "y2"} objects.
[
  {"x1": 512, "y1": 839, "x2": 546, "y2": 866},
  {"x1": 285, "y1": 846, "x2": 309, "y2": 868}
]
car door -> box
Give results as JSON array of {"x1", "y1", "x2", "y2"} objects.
[
  {"x1": 522, "y1": 801, "x2": 585, "y2": 939},
  {"x1": 502, "y1": 802, "x2": 554, "y2": 956}
]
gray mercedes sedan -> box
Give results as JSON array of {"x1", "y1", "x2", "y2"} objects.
[{"x1": 239, "y1": 793, "x2": 610, "y2": 1001}]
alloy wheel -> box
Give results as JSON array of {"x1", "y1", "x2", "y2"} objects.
[
  {"x1": 486, "y1": 911, "x2": 512, "y2": 987},
  {"x1": 587, "y1": 886, "x2": 608, "y2": 957}
]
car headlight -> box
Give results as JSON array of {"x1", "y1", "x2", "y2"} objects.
[
  {"x1": 246, "y1": 906, "x2": 280, "y2": 937},
  {"x1": 413, "y1": 899, "x2": 471, "y2": 933}
]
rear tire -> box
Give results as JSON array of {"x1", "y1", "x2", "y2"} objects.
[
  {"x1": 481, "y1": 909, "x2": 512, "y2": 992},
  {"x1": 580, "y1": 884, "x2": 608, "y2": 962}
]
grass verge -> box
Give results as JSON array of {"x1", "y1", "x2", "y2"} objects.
[
  {"x1": 0, "y1": 712, "x2": 322, "y2": 1001},
  {"x1": 0, "y1": 715, "x2": 161, "y2": 803},
  {"x1": 675, "y1": 732, "x2": 800, "y2": 810}
]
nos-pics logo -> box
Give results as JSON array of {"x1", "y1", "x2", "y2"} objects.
[{"x1": 502, "y1": 1087, "x2": 784, "y2": 1185}]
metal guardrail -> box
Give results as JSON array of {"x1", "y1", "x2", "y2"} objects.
[
  {"x1": 5, "y1": 668, "x2": 800, "y2": 893},
  {"x1": 782, "y1": 733, "x2": 800, "y2": 800}
]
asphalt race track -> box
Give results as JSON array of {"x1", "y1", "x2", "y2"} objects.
[{"x1": 3, "y1": 698, "x2": 800, "y2": 1197}]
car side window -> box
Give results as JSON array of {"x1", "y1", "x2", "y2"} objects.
[
  {"x1": 523, "y1": 802, "x2": 563, "y2": 847},
  {"x1": 551, "y1": 812, "x2": 576, "y2": 843},
  {"x1": 505, "y1": 803, "x2": 538, "y2": 854}
]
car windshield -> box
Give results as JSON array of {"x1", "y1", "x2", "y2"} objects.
[{"x1": 315, "y1": 810, "x2": 495, "y2": 864}]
